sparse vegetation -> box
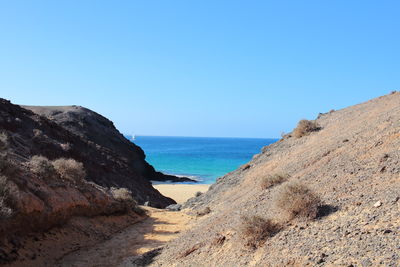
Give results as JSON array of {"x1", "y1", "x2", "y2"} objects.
[
  {"x1": 110, "y1": 187, "x2": 146, "y2": 215},
  {"x1": 195, "y1": 191, "x2": 202, "y2": 197},
  {"x1": 29, "y1": 155, "x2": 58, "y2": 180},
  {"x1": 0, "y1": 154, "x2": 17, "y2": 177},
  {"x1": 293, "y1": 119, "x2": 320, "y2": 138},
  {"x1": 0, "y1": 132, "x2": 8, "y2": 151},
  {"x1": 28, "y1": 156, "x2": 87, "y2": 183},
  {"x1": 274, "y1": 181, "x2": 321, "y2": 220},
  {"x1": 239, "y1": 215, "x2": 279, "y2": 249},
  {"x1": 0, "y1": 175, "x2": 18, "y2": 219},
  {"x1": 52, "y1": 158, "x2": 86, "y2": 183},
  {"x1": 196, "y1": 206, "x2": 211, "y2": 216},
  {"x1": 111, "y1": 187, "x2": 133, "y2": 202},
  {"x1": 260, "y1": 173, "x2": 289, "y2": 189},
  {"x1": 60, "y1": 143, "x2": 71, "y2": 151}
]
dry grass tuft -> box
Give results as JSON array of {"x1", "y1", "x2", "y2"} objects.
[
  {"x1": 29, "y1": 155, "x2": 57, "y2": 180},
  {"x1": 196, "y1": 206, "x2": 211, "y2": 216},
  {"x1": 110, "y1": 187, "x2": 146, "y2": 215},
  {"x1": 0, "y1": 175, "x2": 18, "y2": 219},
  {"x1": 274, "y1": 181, "x2": 321, "y2": 220},
  {"x1": 111, "y1": 187, "x2": 133, "y2": 202},
  {"x1": 52, "y1": 158, "x2": 86, "y2": 183},
  {"x1": 260, "y1": 173, "x2": 289, "y2": 189},
  {"x1": 239, "y1": 215, "x2": 280, "y2": 249},
  {"x1": 0, "y1": 132, "x2": 8, "y2": 151},
  {"x1": 293, "y1": 119, "x2": 320, "y2": 138},
  {"x1": 0, "y1": 155, "x2": 17, "y2": 177}
]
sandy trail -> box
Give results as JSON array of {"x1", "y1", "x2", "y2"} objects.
[
  {"x1": 57, "y1": 207, "x2": 191, "y2": 267},
  {"x1": 153, "y1": 184, "x2": 210, "y2": 203}
]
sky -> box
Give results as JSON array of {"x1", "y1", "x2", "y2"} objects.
[{"x1": 0, "y1": 1, "x2": 399, "y2": 138}]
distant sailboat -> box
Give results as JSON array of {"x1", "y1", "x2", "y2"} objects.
[{"x1": 124, "y1": 134, "x2": 136, "y2": 141}]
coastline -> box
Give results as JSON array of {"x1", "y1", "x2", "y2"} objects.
[{"x1": 153, "y1": 184, "x2": 210, "y2": 204}]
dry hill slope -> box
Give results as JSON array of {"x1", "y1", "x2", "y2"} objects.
[
  {"x1": 146, "y1": 92, "x2": 399, "y2": 267},
  {"x1": 0, "y1": 99, "x2": 191, "y2": 265},
  {"x1": 24, "y1": 105, "x2": 195, "y2": 186}
]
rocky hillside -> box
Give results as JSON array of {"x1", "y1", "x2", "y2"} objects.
[
  {"x1": 0, "y1": 98, "x2": 198, "y2": 266},
  {"x1": 148, "y1": 92, "x2": 399, "y2": 266},
  {"x1": 2, "y1": 101, "x2": 194, "y2": 208},
  {"x1": 0, "y1": 98, "x2": 197, "y2": 265},
  {"x1": 24, "y1": 105, "x2": 194, "y2": 186}
]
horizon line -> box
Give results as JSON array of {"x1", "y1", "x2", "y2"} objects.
[{"x1": 124, "y1": 134, "x2": 280, "y2": 140}]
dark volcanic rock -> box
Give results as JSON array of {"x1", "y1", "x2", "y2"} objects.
[
  {"x1": 0, "y1": 99, "x2": 177, "y2": 208},
  {"x1": 24, "y1": 105, "x2": 195, "y2": 183}
]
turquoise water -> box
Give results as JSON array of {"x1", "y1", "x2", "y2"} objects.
[{"x1": 131, "y1": 136, "x2": 277, "y2": 184}]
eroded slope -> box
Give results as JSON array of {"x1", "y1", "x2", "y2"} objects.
[{"x1": 149, "y1": 92, "x2": 400, "y2": 266}]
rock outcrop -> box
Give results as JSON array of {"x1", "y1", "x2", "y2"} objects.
[
  {"x1": 0, "y1": 99, "x2": 195, "y2": 265},
  {"x1": 149, "y1": 92, "x2": 400, "y2": 266},
  {"x1": 24, "y1": 105, "x2": 195, "y2": 185}
]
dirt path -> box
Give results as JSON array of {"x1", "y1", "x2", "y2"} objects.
[{"x1": 57, "y1": 207, "x2": 191, "y2": 267}]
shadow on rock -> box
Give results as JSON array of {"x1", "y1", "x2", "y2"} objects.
[{"x1": 316, "y1": 204, "x2": 339, "y2": 219}]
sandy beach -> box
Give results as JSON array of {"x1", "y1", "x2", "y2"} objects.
[{"x1": 153, "y1": 184, "x2": 210, "y2": 204}]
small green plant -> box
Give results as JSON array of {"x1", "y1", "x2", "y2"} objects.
[
  {"x1": 52, "y1": 158, "x2": 86, "y2": 183},
  {"x1": 260, "y1": 173, "x2": 289, "y2": 189},
  {"x1": 274, "y1": 181, "x2": 321, "y2": 220},
  {"x1": 240, "y1": 215, "x2": 279, "y2": 249},
  {"x1": 293, "y1": 119, "x2": 320, "y2": 138}
]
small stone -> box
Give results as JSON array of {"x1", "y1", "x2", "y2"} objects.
[
  {"x1": 166, "y1": 204, "x2": 182, "y2": 211},
  {"x1": 373, "y1": 201, "x2": 382, "y2": 207},
  {"x1": 360, "y1": 259, "x2": 372, "y2": 267}
]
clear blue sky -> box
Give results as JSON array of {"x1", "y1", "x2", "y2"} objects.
[{"x1": 0, "y1": 1, "x2": 398, "y2": 138}]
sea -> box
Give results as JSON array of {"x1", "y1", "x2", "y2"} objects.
[{"x1": 130, "y1": 136, "x2": 277, "y2": 184}]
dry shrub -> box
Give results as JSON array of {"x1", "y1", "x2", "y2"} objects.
[
  {"x1": 0, "y1": 155, "x2": 17, "y2": 177},
  {"x1": 110, "y1": 187, "x2": 146, "y2": 215},
  {"x1": 293, "y1": 119, "x2": 320, "y2": 138},
  {"x1": 240, "y1": 215, "x2": 279, "y2": 249},
  {"x1": 195, "y1": 191, "x2": 202, "y2": 197},
  {"x1": 52, "y1": 158, "x2": 86, "y2": 183},
  {"x1": 0, "y1": 132, "x2": 8, "y2": 151},
  {"x1": 60, "y1": 143, "x2": 71, "y2": 151},
  {"x1": 261, "y1": 173, "x2": 289, "y2": 189},
  {"x1": 111, "y1": 187, "x2": 133, "y2": 202},
  {"x1": 196, "y1": 206, "x2": 211, "y2": 216},
  {"x1": 0, "y1": 175, "x2": 18, "y2": 219},
  {"x1": 274, "y1": 181, "x2": 321, "y2": 220},
  {"x1": 29, "y1": 155, "x2": 57, "y2": 180}
]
